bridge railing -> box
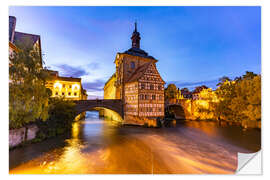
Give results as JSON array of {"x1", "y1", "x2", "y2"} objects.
[{"x1": 73, "y1": 99, "x2": 122, "y2": 104}]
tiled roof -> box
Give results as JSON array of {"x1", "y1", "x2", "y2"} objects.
[
  {"x1": 122, "y1": 47, "x2": 155, "y2": 59},
  {"x1": 13, "y1": 31, "x2": 40, "y2": 47},
  {"x1": 52, "y1": 76, "x2": 81, "y2": 82},
  {"x1": 126, "y1": 62, "x2": 152, "y2": 83}
]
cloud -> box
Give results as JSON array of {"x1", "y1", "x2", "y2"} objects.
[
  {"x1": 167, "y1": 79, "x2": 219, "y2": 90},
  {"x1": 82, "y1": 80, "x2": 105, "y2": 92},
  {"x1": 86, "y1": 94, "x2": 104, "y2": 100},
  {"x1": 87, "y1": 62, "x2": 100, "y2": 70},
  {"x1": 54, "y1": 64, "x2": 89, "y2": 77}
]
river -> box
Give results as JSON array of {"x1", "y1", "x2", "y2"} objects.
[{"x1": 9, "y1": 111, "x2": 261, "y2": 174}]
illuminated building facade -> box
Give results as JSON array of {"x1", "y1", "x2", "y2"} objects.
[
  {"x1": 104, "y1": 23, "x2": 165, "y2": 122},
  {"x1": 46, "y1": 70, "x2": 88, "y2": 100}
]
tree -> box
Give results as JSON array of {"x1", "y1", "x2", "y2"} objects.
[
  {"x1": 230, "y1": 75, "x2": 261, "y2": 122},
  {"x1": 217, "y1": 76, "x2": 231, "y2": 86},
  {"x1": 165, "y1": 84, "x2": 178, "y2": 99},
  {"x1": 9, "y1": 40, "x2": 50, "y2": 129},
  {"x1": 243, "y1": 71, "x2": 257, "y2": 80},
  {"x1": 214, "y1": 72, "x2": 261, "y2": 124}
]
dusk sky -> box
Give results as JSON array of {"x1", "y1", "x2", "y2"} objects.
[{"x1": 9, "y1": 6, "x2": 261, "y2": 99}]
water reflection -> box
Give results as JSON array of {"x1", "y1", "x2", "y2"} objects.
[
  {"x1": 9, "y1": 112, "x2": 260, "y2": 174},
  {"x1": 181, "y1": 120, "x2": 261, "y2": 152}
]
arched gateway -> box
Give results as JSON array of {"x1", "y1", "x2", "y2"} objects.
[{"x1": 73, "y1": 99, "x2": 124, "y2": 118}]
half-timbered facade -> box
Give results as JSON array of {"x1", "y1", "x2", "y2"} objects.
[{"x1": 125, "y1": 62, "x2": 165, "y2": 118}]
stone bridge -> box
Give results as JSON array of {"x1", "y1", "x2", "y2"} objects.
[
  {"x1": 73, "y1": 99, "x2": 124, "y2": 118},
  {"x1": 165, "y1": 101, "x2": 187, "y2": 120}
]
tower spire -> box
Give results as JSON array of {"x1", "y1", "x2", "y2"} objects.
[
  {"x1": 135, "y1": 21, "x2": 137, "y2": 32},
  {"x1": 131, "y1": 21, "x2": 141, "y2": 49}
]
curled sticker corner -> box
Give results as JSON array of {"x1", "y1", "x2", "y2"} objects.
[{"x1": 236, "y1": 150, "x2": 262, "y2": 175}]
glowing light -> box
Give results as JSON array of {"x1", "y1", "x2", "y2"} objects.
[
  {"x1": 72, "y1": 84, "x2": 80, "y2": 91},
  {"x1": 54, "y1": 82, "x2": 62, "y2": 89},
  {"x1": 72, "y1": 122, "x2": 80, "y2": 138}
]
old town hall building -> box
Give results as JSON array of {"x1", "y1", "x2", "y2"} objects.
[{"x1": 104, "y1": 23, "x2": 165, "y2": 123}]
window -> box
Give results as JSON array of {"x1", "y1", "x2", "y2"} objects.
[
  {"x1": 158, "y1": 85, "x2": 162, "y2": 90},
  {"x1": 63, "y1": 84, "x2": 66, "y2": 88},
  {"x1": 150, "y1": 84, "x2": 154, "y2": 90},
  {"x1": 141, "y1": 83, "x2": 145, "y2": 90},
  {"x1": 140, "y1": 94, "x2": 144, "y2": 100},
  {"x1": 55, "y1": 92, "x2": 58, "y2": 95},
  {"x1": 68, "y1": 92, "x2": 71, "y2": 96},
  {"x1": 145, "y1": 94, "x2": 148, "y2": 100},
  {"x1": 130, "y1": 61, "x2": 135, "y2": 69},
  {"x1": 152, "y1": 95, "x2": 156, "y2": 100},
  {"x1": 159, "y1": 108, "x2": 162, "y2": 112},
  {"x1": 69, "y1": 85, "x2": 72, "y2": 88},
  {"x1": 62, "y1": 92, "x2": 65, "y2": 96},
  {"x1": 159, "y1": 95, "x2": 163, "y2": 100},
  {"x1": 149, "y1": 108, "x2": 152, "y2": 112},
  {"x1": 74, "y1": 92, "x2": 77, "y2": 96}
]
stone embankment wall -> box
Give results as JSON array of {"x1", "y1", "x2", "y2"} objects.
[
  {"x1": 124, "y1": 115, "x2": 159, "y2": 127},
  {"x1": 9, "y1": 124, "x2": 39, "y2": 148}
]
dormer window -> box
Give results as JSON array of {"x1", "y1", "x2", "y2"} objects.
[{"x1": 130, "y1": 61, "x2": 135, "y2": 69}]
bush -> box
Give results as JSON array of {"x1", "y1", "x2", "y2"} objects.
[{"x1": 36, "y1": 98, "x2": 76, "y2": 139}]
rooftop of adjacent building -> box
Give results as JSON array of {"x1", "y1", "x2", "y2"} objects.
[{"x1": 9, "y1": 16, "x2": 41, "y2": 48}]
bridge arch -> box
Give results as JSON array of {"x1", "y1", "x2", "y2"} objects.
[
  {"x1": 73, "y1": 99, "x2": 124, "y2": 119},
  {"x1": 165, "y1": 104, "x2": 186, "y2": 120}
]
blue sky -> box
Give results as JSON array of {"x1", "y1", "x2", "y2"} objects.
[{"x1": 9, "y1": 6, "x2": 261, "y2": 98}]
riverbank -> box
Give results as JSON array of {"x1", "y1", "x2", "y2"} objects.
[{"x1": 167, "y1": 104, "x2": 261, "y2": 129}]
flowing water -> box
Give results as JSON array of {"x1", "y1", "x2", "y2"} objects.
[{"x1": 9, "y1": 111, "x2": 261, "y2": 174}]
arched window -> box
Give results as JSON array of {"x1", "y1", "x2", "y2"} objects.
[{"x1": 130, "y1": 61, "x2": 135, "y2": 69}]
